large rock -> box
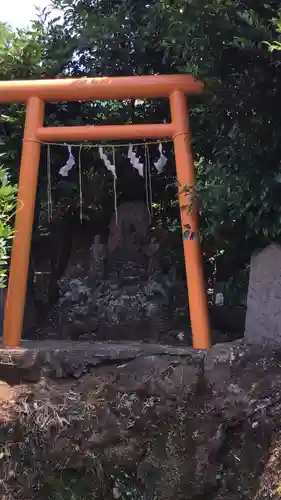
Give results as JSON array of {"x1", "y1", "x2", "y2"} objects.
[
  {"x1": 1, "y1": 339, "x2": 281, "y2": 499},
  {"x1": 0, "y1": 340, "x2": 201, "y2": 382},
  {"x1": 205, "y1": 340, "x2": 281, "y2": 421},
  {"x1": 91, "y1": 201, "x2": 178, "y2": 342},
  {"x1": 37, "y1": 235, "x2": 105, "y2": 339},
  {"x1": 245, "y1": 243, "x2": 281, "y2": 345},
  {"x1": 39, "y1": 201, "x2": 180, "y2": 342}
]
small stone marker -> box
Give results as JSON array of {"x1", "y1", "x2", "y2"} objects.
[{"x1": 245, "y1": 243, "x2": 281, "y2": 345}]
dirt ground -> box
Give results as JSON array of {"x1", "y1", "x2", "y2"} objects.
[{"x1": 0, "y1": 339, "x2": 281, "y2": 499}]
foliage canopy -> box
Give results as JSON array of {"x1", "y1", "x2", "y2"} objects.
[{"x1": 1, "y1": 1, "x2": 281, "y2": 293}]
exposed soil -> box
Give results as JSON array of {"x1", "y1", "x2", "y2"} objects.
[{"x1": 0, "y1": 340, "x2": 281, "y2": 499}]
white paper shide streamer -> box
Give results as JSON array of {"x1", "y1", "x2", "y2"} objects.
[
  {"x1": 99, "y1": 146, "x2": 117, "y2": 178},
  {"x1": 59, "y1": 145, "x2": 76, "y2": 177},
  {"x1": 154, "y1": 143, "x2": 167, "y2": 174},
  {"x1": 128, "y1": 144, "x2": 144, "y2": 177}
]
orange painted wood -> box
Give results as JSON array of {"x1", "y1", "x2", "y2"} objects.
[
  {"x1": 0, "y1": 75, "x2": 203, "y2": 103},
  {"x1": 170, "y1": 90, "x2": 211, "y2": 349},
  {"x1": 3, "y1": 97, "x2": 44, "y2": 347},
  {"x1": 2, "y1": 74, "x2": 211, "y2": 350},
  {"x1": 36, "y1": 123, "x2": 175, "y2": 142}
]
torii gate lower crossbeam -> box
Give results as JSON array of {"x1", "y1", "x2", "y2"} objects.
[{"x1": 0, "y1": 74, "x2": 211, "y2": 349}]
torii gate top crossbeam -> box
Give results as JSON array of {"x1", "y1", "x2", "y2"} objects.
[{"x1": 0, "y1": 75, "x2": 203, "y2": 103}]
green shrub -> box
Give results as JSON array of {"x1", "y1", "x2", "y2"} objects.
[{"x1": 0, "y1": 162, "x2": 17, "y2": 288}]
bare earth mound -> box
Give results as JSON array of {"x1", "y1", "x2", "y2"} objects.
[{"x1": 0, "y1": 340, "x2": 281, "y2": 499}]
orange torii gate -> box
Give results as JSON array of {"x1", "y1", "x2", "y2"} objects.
[{"x1": 0, "y1": 74, "x2": 211, "y2": 349}]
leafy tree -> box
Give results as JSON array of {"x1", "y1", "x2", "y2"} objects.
[
  {"x1": 0, "y1": 22, "x2": 43, "y2": 173},
  {"x1": 266, "y1": 9, "x2": 281, "y2": 51},
  {"x1": 37, "y1": 1, "x2": 281, "y2": 284},
  {"x1": 2, "y1": 1, "x2": 281, "y2": 304},
  {"x1": 155, "y1": 0, "x2": 281, "y2": 284}
]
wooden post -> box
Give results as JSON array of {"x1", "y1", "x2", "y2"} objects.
[
  {"x1": 170, "y1": 90, "x2": 211, "y2": 349},
  {"x1": 3, "y1": 97, "x2": 44, "y2": 346}
]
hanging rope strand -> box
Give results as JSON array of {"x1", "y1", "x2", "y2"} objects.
[
  {"x1": 144, "y1": 144, "x2": 152, "y2": 223},
  {"x1": 112, "y1": 147, "x2": 118, "y2": 225},
  {"x1": 78, "y1": 145, "x2": 83, "y2": 224},
  {"x1": 46, "y1": 144, "x2": 53, "y2": 223},
  {"x1": 45, "y1": 141, "x2": 172, "y2": 228},
  {"x1": 145, "y1": 144, "x2": 153, "y2": 219}
]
